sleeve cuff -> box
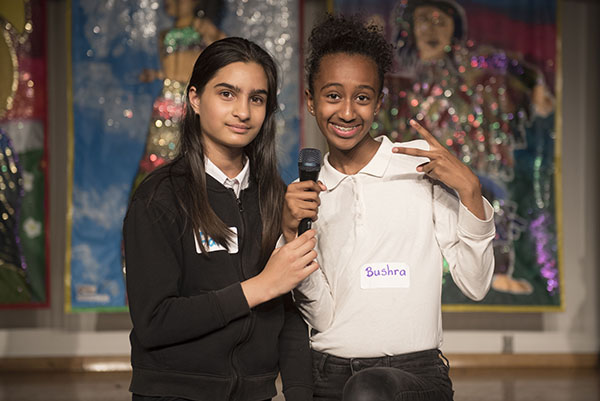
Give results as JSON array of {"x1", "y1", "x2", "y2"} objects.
[
  {"x1": 213, "y1": 282, "x2": 251, "y2": 324},
  {"x1": 458, "y1": 196, "x2": 495, "y2": 237}
]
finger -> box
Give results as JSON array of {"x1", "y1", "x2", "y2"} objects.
[
  {"x1": 417, "y1": 161, "x2": 435, "y2": 174},
  {"x1": 296, "y1": 199, "x2": 320, "y2": 212},
  {"x1": 291, "y1": 207, "x2": 318, "y2": 222},
  {"x1": 392, "y1": 146, "x2": 432, "y2": 158},
  {"x1": 289, "y1": 229, "x2": 316, "y2": 249},
  {"x1": 289, "y1": 180, "x2": 323, "y2": 193},
  {"x1": 288, "y1": 190, "x2": 321, "y2": 205},
  {"x1": 317, "y1": 180, "x2": 327, "y2": 191},
  {"x1": 295, "y1": 237, "x2": 317, "y2": 256},
  {"x1": 301, "y1": 261, "x2": 319, "y2": 277},
  {"x1": 298, "y1": 251, "x2": 319, "y2": 272},
  {"x1": 409, "y1": 119, "x2": 440, "y2": 146},
  {"x1": 420, "y1": 161, "x2": 441, "y2": 179}
]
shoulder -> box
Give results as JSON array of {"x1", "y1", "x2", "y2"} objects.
[
  {"x1": 131, "y1": 161, "x2": 186, "y2": 207},
  {"x1": 381, "y1": 136, "x2": 430, "y2": 172}
]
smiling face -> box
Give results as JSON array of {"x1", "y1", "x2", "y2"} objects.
[
  {"x1": 307, "y1": 53, "x2": 382, "y2": 163},
  {"x1": 189, "y1": 61, "x2": 268, "y2": 160},
  {"x1": 413, "y1": 5, "x2": 455, "y2": 61}
]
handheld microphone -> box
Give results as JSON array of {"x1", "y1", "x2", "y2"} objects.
[{"x1": 297, "y1": 148, "x2": 322, "y2": 235}]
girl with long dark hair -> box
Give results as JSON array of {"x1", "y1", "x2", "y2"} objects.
[{"x1": 124, "y1": 37, "x2": 316, "y2": 401}]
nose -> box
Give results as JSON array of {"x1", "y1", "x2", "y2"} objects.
[
  {"x1": 339, "y1": 98, "x2": 356, "y2": 122},
  {"x1": 233, "y1": 99, "x2": 250, "y2": 122}
]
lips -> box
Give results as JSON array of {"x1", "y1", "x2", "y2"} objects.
[
  {"x1": 330, "y1": 122, "x2": 362, "y2": 138},
  {"x1": 226, "y1": 123, "x2": 251, "y2": 134}
]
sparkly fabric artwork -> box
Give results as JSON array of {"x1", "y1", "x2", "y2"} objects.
[
  {"x1": 67, "y1": 0, "x2": 302, "y2": 311},
  {"x1": 0, "y1": 0, "x2": 48, "y2": 307},
  {"x1": 336, "y1": 0, "x2": 561, "y2": 310}
]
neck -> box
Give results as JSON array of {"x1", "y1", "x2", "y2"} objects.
[
  {"x1": 328, "y1": 135, "x2": 380, "y2": 175},
  {"x1": 203, "y1": 143, "x2": 245, "y2": 179}
]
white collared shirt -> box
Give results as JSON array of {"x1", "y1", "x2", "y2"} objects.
[
  {"x1": 293, "y1": 135, "x2": 496, "y2": 358},
  {"x1": 204, "y1": 156, "x2": 250, "y2": 198}
]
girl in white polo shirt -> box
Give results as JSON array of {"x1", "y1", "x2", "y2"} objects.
[{"x1": 282, "y1": 14, "x2": 495, "y2": 401}]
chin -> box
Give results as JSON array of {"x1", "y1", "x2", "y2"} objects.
[{"x1": 327, "y1": 136, "x2": 361, "y2": 152}]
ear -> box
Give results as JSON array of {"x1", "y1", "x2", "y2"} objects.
[
  {"x1": 188, "y1": 86, "x2": 201, "y2": 115},
  {"x1": 305, "y1": 89, "x2": 315, "y2": 116}
]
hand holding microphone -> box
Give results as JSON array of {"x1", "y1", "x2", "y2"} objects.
[
  {"x1": 281, "y1": 148, "x2": 326, "y2": 243},
  {"x1": 297, "y1": 148, "x2": 322, "y2": 235}
]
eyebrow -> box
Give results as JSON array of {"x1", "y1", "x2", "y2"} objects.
[
  {"x1": 319, "y1": 83, "x2": 376, "y2": 93},
  {"x1": 214, "y1": 82, "x2": 268, "y2": 96}
]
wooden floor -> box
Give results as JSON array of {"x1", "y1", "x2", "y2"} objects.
[{"x1": 0, "y1": 368, "x2": 598, "y2": 401}]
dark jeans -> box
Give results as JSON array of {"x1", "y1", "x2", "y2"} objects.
[
  {"x1": 132, "y1": 396, "x2": 192, "y2": 401},
  {"x1": 312, "y1": 349, "x2": 454, "y2": 401},
  {"x1": 133, "y1": 395, "x2": 271, "y2": 401}
]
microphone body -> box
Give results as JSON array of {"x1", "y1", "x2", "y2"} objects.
[{"x1": 297, "y1": 148, "x2": 322, "y2": 235}]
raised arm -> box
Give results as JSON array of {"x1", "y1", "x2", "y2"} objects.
[{"x1": 392, "y1": 119, "x2": 495, "y2": 300}]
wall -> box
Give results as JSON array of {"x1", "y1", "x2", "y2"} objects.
[{"x1": 0, "y1": 0, "x2": 598, "y2": 359}]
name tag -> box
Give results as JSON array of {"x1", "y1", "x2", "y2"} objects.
[
  {"x1": 360, "y1": 263, "x2": 410, "y2": 289},
  {"x1": 195, "y1": 227, "x2": 238, "y2": 254}
]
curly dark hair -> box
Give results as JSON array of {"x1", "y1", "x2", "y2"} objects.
[{"x1": 306, "y1": 14, "x2": 394, "y2": 95}]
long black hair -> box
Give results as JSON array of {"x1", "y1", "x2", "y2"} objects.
[{"x1": 176, "y1": 37, "x2": 284, "y2": 259}]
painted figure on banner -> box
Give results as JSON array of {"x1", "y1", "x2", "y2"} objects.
[
  {"x1": 132, "y1": 0, "x2": 226, "y2": 191},
  {"x1": 0, "y1": 0, "x2": 34, "y2": 304},
  {"x1": 373, "y1": 0, "x2": 555, "y2": 295}
]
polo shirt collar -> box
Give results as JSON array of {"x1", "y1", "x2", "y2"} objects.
[
  {"x1": 204, "y1": 155, "x2": 250, "y2": 197},
  {"x1": 320, "y1": 136, "x2": 393, "y2": 191}
]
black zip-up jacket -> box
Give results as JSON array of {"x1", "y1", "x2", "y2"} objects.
[{"x1": 123, "y1": 161, "x2": 312, "y2": 401}]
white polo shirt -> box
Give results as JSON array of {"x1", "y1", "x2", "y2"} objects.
[{"x1": 293, "y1": 135, "x2": 495, "y2": 358}]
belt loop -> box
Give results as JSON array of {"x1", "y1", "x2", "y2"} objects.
[
  {"x1": 319, "y1": 351, "x2": 328, "y2": 372},
  {"x1": 317, "y1": 351, "x2": 329, "y2": 380},
  {"x1": 385, "y1": 355, "x2": 391, "y2": 367}
]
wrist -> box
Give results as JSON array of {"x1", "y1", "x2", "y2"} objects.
[
  {"x1": 241, "y1": 275, "x2": 272, "y2": 308},
  {"x1": 456, "y1": 173, "x2": 481, "y2": 199}
]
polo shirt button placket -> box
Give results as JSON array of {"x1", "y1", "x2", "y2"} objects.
[{"x1": 353, "y1": 179, "x2": 363, "y2": 224}]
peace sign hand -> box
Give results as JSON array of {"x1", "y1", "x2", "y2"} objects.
[{"x1": 392, "y1": 119, "x2": 486, "y2": 219}]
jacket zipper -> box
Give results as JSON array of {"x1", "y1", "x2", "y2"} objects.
[{"x1": 228, "y1": 189, "x2": 249, "y2": 400}]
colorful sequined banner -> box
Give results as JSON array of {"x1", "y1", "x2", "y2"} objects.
[
  {"x1": 0, "y1": 0, "x2": 49, "y2": 308},
  {"x1": 335, "y1": 0, "x2": 561, "y2": 310},
  {"x1": 66, "y1": 0, "x2": 302, "y2": 311}
]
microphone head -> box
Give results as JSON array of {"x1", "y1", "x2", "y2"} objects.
[{"x1": 298, "y1": 148, "x2": 322, "y2": 172}]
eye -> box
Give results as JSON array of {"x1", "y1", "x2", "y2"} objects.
[
  {"x1": 325, "y1": 93, "x2": 341, "y2": 101},
  {"x1": 250, "y1": 95, "x2": 265, "y2": 105},
  {"x1": 219, "y1": 90, "x2": 234, "y2": 99},
  {"x1": 356, "y1": 94, "x2": 370, "y2": 103}
]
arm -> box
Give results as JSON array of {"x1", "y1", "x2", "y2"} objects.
[
  {"x1": 125, "y1": 197, "x2": 320, "y2": 348},
  {"x1": 124, "y1": 198, "x2": 251, "y2": 348},
  {"x1": 392, "y1": 119, "x2": 495, "y2": 300},
  {"x1": 292, "y1": 264, "x2": 334, "y2": 332},
  {"x1": 278, "y1": 293, "x2": 313, "y2": 401},
  {"x1": 433, "y1": 186, "x2": 495, "y2": 300},
  {"x1": 282, "y1": 181, "x2": 334, "y2": 332}
]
